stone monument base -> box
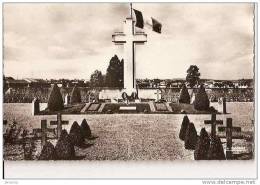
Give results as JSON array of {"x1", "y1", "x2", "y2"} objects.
[{"x1": 99, "y1": 89, "x2": 161, "y2": 100}]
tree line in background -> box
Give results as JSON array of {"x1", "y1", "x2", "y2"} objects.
[
  {"x1": 90, "y1": 55, "x2": 202, "y2": 89},
  {"x1": 90, "y1": 55, "x2": 123, "y2": 88}
]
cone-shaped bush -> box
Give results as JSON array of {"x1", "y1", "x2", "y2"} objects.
[
  {"x1": 184, "y1": 122, "x2": 198, "y2": 150},
  {"x1": 207, "y1": 136, "x2": 226, "y2": 160},
  {"x1": 81, "y1": 119, "x2": 91, "y2": 139},
  {"x1": 70, "y1": 86, "x2": 81, "y2": 104},
  {"x1": 194, "y1": 84, "x2": 210, "y2": 111},
  {"x1": 55, "y1": 130, "x2": 75, "y2": 160},
  {"x1": 179, "y1": 84, "x2": 190, "y2": 104},
  {"x1": 179, "y1": 115, "x2": 190, "y2": 141},
  {"x1": 194, "y1": 128, "x2": 210, "y2": 160},
  {"x1": 69, "y1": 121, "x2": 84, "y2": 146},
  {"x1": 39, "y1": 141, "x2": 56, "y2": 160},
  {"x1": 47, "y1": 84, "x2": 64, "y2": 111}
]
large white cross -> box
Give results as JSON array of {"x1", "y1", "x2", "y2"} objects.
[{"x1": 112, "y1": 12, "x2": 147, "y2": 96}]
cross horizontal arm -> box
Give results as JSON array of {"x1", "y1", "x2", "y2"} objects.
[
  {"x1": 204, "y1": 120, "x2": 223, "y2": 125},
  {"x1": 112, "y1": 33, "x2": 126, "y2": 43},
  {"x1": 218, "y1": 126, "x2": 241, "y2": 132},
  {"x1": 133, "y1": 33, "x2": 147, "y2": 43},
  {"x1": 50, "y1": 120, "x2": 69, "y2": 125}
]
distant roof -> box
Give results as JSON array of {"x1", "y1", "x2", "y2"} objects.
[
  {"x1": 5, "y1": 79, "x2": 28, "y2": 84},
  {"x1": 23, "y1": 78, "x2": 47, "y2": 83},
  {"x1": 4, "y1": 77, "x2": 15, "y2": 81}
]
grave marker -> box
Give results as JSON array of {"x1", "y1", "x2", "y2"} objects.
[
  {"x1": 32, "y1": 98, "x2": 40, "y2": 115},
  {"x1": 218, "y1": 97, "x2": 227, "y2": 114},
  {"x1": 218, "y1": 120, "x2": 242, "y2": 139},
  {"x1": 154, "y1": 89, "x2": 162, "y2": 101},
  {"x1": 50, "y1": 113, "x2": 69, "y2": 138},
  {"x1": 64, "y1": 94, "x2": 70, "y2": 105},
  {"x1": 41, "y1": 120, "x2": 47, "y2": 148},
  {"x1": 112, "y1": 4, "x2": 147, "y2": 96},
  {"x1": 119, "y1": 106, "x2": 136, "y2": 111},
  {"x1": 204, "y1": 114, "x2": 223, "y2": 138},
  {"x1": 217, "y1": 118, "x2": 242, "y2": 160}
]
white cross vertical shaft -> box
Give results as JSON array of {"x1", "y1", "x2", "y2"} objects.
[
  {"x1": 112, "y1": 5, "x2": 147, "y2": 96},
  {"x1": 124, "y1": 17, "x2": 135, "y2": 92}
]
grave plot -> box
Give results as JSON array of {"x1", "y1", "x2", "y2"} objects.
[
  {"x1": 154, "y1": 103, "x2": 168, "y2": 112},
  {"x1": 3, "y1": 120, "x2": 45, "y2": 160},
  {"x1": 79, "y1": 103, "x2": 104, "y2": 114},
  {"x1": 3, "y1": 114, "x2": 96, "y2": 160},
  {"x1": 178, "y1": 114, "x2": 254, "y2": 160},
  {"x1": 87, "y1": 103, "x2": 101, "y2": 111},
  {"x1": 217, "y1": 118, "x2": 253, "y2": 160},
  {"x1": 102, "y1": 103, "x2": 151, "y2": 114}
]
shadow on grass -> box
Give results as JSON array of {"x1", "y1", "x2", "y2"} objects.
[
  {"x1": 73, "y1": 156, "x2": 86, "y2": 160},
  {"x1": 87, "y1": 135, "x2": 99, "y2": 140},
  {"x1": 232, "y1": 152, "x2": 253, "y2": 160},
  {"x1": 77, "y1": 143, "x2": 94, "y2": 149}
]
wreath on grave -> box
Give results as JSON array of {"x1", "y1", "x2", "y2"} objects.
[
  {"x1": 131, "y1": 92, "x2": 138, "y2": 99},
  {"x1": 122, "y1": 92, "x2": 128, "y2": 100},
  {"x1": 218, "y1": 97, "x2": 223, "y2": 104},
  {"x1": 122, "y1": 92, "x2": 138, "y2": 101}
]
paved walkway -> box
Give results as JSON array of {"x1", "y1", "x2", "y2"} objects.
[
  {"x1": 98, "y1": 103, "x2": 106, "y2": 113},
  {"x1": 80, "y1": 103, "x2": 91, "y2": 113},
  {"x1": 148, "y1": 101, "x2": 156, "y2": 112},
  {"x1": 166, "y1": 102, "x2": 173, "y2": 112}
]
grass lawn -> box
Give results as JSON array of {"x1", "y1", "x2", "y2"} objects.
[{"x1": 3, "y1": 103, "x2": 254, "y2": 160}]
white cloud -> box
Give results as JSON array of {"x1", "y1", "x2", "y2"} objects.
[{"x1": 3, "y1": 3, "x2": 254, "y2": 80}]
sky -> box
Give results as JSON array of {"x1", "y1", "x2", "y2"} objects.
[{"x1": 3, "y1": 3, "x2": 255, "y2": 80}]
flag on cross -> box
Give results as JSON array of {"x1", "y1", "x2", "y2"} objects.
[{"x1": 133, "y1": 9, "x2": 162, "y2": 33}]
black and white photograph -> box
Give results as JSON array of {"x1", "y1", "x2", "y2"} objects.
[{"x1": 1, "y1": 1, "x2": 258, "y2": 181}]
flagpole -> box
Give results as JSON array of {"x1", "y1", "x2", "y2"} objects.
[
  {"x1": 130, "y1": 2, "x2": 134, "y2": 34},
  {"x1": 130, "y1": 2, "x2": 133, "y2": 19}
]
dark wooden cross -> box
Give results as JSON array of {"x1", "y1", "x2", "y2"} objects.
[
  {"x1": 218, "y1": 118, "x2": 242, "y2": 159},
  {"x1": 204, "y1": 114, "x2": 223, "y2": 137},
  {"x1": 50, "y1": 113, "x2": 69, "y2": 138},
  {"x1": 41, "y1": 120, "x2": 47, "y2": 147},
  {"x1": 3, "y1": 120, "x2": 7, "y2": 125},
  {"x1": 33, "y1": 120, "x2": 55, "y2": 148}
]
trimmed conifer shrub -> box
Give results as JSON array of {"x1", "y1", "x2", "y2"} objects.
[
  {"x1": 55, "y1": 130, "x2": 75, "y2": 160},
  {"x1": 39, "y1": 141, "x2": 56, "y2": 160},
  {"x1": 179, "y1": 84, "x2": 190, "y2": 104},
  {"x1": 69, "y1": 121, "x2": 85, "y2": 146},
  {"x1": 70, "y1": 86, "x2": 81, "y2": 104},
  {"x1": 179, "y1": 115, "x2": 190, "y2": 141},
  {"x1": 47, "y1": 84, "x2": 64, "y2": 111},
  {"x1": 194, "y1": 128, "x2": 210, "y2": 160},
  {"x1": 184, "y1": 122, "x2": 198, "y2": 150},
  {"x1": 207, "y1": 136, "x2": 226, "y2": 160},
  {"x1": 193, "y1": 84, "x2": 210, "y2": 111},
  {"x1": 80, "y1": 119, "x2": 91, "y2": 139}
]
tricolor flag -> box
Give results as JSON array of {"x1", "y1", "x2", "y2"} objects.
[{"x1": 133, "y1": 9, "x2": 162, "y2": 34}]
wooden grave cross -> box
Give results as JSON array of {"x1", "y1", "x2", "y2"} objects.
[
  {"x1": 204, "y1": 114, "x2": 223, "y2": 138},
  {"x1": 33, "y1": 120, "x2": 56, "y2": 148},
  {"x1": 217, "y1": 118, "x2": 242, "y2": 159},
  {"x1": 50, "y1": 113, "x2": 69, "y2": 139}
]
